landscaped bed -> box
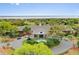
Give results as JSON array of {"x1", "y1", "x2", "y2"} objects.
[
  {"x1": 64, "y1": 48, "x2": 79, "y2": 55},
  {"x1": 0, "y1": 37, "x2": 16, "y2": 43}
]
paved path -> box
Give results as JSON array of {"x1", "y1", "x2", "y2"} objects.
[
  {"x1": 10, "y1": 39, "x2": 23, "y2": 48},
  {"x1": 52, "y1": 39, "x2": 73, "y2": 55},
  {"x1": 0, "y1": 37, "x2": 25, "y2": 49},
  {"x1": 10, "y1": 37, "x2": 27, "y2": 48}
]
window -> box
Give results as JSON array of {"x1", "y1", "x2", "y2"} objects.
[{"x1": 40, "y1": 32, "x2": 43, "y2": 33}]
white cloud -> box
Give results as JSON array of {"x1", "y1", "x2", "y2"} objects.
[
  {"x1": 16, "y1": 3, "x2": 20, "y2": 5},
  {"x1": 10, "y1": 3, "x2": 20, "y2": 5}
]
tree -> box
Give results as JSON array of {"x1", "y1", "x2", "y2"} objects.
[
  {"x1": 32, "y1": 43, "x2": 52, "y2": 55},
  {"x1": 72, "y1": 24, "x2": 79, "y2": 36},
  {"x1": 14, "y1": 43, "x2": 32, "y2": 55},
  {"x1": 46, "y1": 37, "x2": 60, "y2": 48},
  {"x1": 14, "y1": 43, "x2": 52, "y2": 55},
  {"x1": 77, "y1": 41, "x2": 79, "y2": 48},
  {"x1": 48, "y1": 25, "x2": 65, "y2": 36},
  {"x1": 0, "y1": 21, "x2": 18, "y2": 37},
  {"x1": 48, "y1": 24, "x2": 74, "y2": 36},
  {"x1": 12, "y1": 19, "x2": 25, "y2": 26},
  {"x1": 23, "y1": 26, "x2": 31, "y2": 33}
]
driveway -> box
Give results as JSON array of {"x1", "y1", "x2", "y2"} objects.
[
  {"x1": 10, "y1": 37, "x2": 27, "y2": 48},
  {"x1": 0, "y1": 37, "x2": 73, "y2": 55},
  {"x1": 0, "y1": 37, "x2": 25, "y2": 49},
  {"x1": 52, "y1": 39, "x2": 73, "y2": 55}
]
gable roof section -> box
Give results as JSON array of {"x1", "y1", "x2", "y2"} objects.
[{"x1": 31, "y1": 25, "x2": 50, "y2": 34}]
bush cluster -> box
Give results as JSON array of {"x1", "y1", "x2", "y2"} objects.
[
  {"x1": 46, "y1": 36, "x2": 60, "y2": 47},
  {"x1": 23, "y1": 37, "x2": 60, "y2": 48},
  {"x1": 14, "y1": 43, "x2": 52, "y2": 55}
]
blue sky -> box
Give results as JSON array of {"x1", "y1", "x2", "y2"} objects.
[{"x1": 0, "y1": 3, "x2": 79, "y2": 16}]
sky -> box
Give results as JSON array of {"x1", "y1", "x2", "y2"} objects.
[{"x1": 0, "y1": 3, "x2": 79, "y2": 16}]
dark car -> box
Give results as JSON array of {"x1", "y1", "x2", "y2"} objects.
[{"x1": 17, "y1": 37, "x2": 22, "y2": 40}]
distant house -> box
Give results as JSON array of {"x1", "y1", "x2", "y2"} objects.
[{"x1": 17, "y1": 26, "x2": 26, "y2": 36}]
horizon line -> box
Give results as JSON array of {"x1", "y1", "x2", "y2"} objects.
[{"x1": 0, "y1": 15, "x2": 79, "y2": 19}]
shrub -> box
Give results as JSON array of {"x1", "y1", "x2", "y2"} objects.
[
  {"x1": 23, "y1": 36, "x2": 60, "y2": 48},
  {"x1": 27, "y1": 38, "x2": 37, "y2": 45},
  {"x1": 46, "y1": 37, "x2": 60, "y2": 47},
  {"x1": 77, "y1": 41, "x2": 79, "y2": 48},
  {"x1": 66, "y1": 35, "x2": 74, "y2": 39},
  {"x1": 36, "y1": 39, "x2": 47, "y2": 44},
  {"x1": 23, "y1": 38, "x2": 38, "y2": 45},
  {"x1": 14, "y1": 43, "x2": 33, "y2": 55},
  {"x1": 14, "y1": 43, "x2": 52, "y2": 55},
  {"x1": 33, "y1": 43, "x2": 52, "y2": 55}
]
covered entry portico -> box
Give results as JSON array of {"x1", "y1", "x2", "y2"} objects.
[{"x1": 34, "y1": 32, "x2": 47, "y2": 38}]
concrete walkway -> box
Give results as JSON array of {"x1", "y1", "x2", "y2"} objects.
[{"x1": 52, "y1": 39, "x2": 73, "y2": 55}]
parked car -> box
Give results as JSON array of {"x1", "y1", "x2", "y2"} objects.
[{"x1": 17, "y1": 37, "x2": 22, "y2": 40}]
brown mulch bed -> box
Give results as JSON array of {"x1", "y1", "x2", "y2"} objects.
[
  {"x1": 0, "y1": 37, "x2": 17, "y2": 42},
  {"x1": 64, "y1": 47, "x2": 79, "y2": 55},
  {"x1": 0, "y1": 46, "x2": 14, "y2": 55}
]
